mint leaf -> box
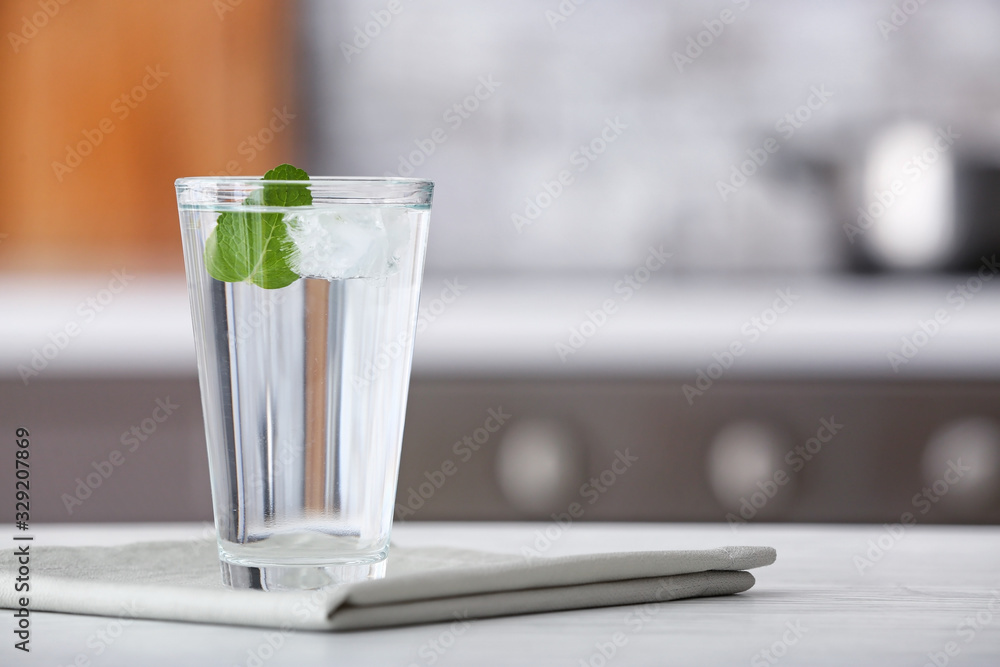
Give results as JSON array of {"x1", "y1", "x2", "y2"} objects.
[
  {"x1": 206, "y1": 209, "x2": 299, "y2": 289},
  {"x1": 263, "y1": 164, "x2": 312, "y2": 207},
  {"x1": 204, "y1": 163, "x2": 311, "y2": 290}
]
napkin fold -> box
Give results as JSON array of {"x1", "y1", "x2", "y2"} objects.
[{"x1": 0, "y1": 539, "x2": 775, "y2": 631}]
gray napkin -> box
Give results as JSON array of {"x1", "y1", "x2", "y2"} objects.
[{"x1": 0, "y1": 539, "x2": 775, "y2": 631}]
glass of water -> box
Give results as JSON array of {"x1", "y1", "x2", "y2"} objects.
[{"x1": 175, "y1": 176, "x2": 432, "y2": 590}]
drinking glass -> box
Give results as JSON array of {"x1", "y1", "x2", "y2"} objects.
[{"x1": 175, "y1": 176, "x2": 432, "y2": 590}]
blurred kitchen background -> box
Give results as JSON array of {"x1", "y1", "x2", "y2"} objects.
[{"x1": 3, "y1": 0, "x2": 1000, "y2": 524}]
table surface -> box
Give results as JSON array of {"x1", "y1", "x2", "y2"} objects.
[{"x1": 11, "y1": 522, "x2": 1000, "y2": 666}]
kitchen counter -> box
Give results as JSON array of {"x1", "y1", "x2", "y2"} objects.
[
  {"x1": 3, "y1": 273, "x2": 1000, "y2": 381},
  {"x1": 16, "y1": 522, "x2": 1000, "y2": 666}
]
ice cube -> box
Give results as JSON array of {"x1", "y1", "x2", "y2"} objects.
[
  {"x1": 382, "y1": 206, "x2": 413, "y2": 270},
  {"x1": 285, "y1": 207, "x2": 390, "y2": 280}
]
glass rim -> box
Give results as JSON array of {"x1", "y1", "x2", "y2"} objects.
[
  {"x1": 175, "y1": 176, "x2": 433, "y2": 187},
  {"x1": 175, "y1": 175, "x2": 433, "y2": 206}
]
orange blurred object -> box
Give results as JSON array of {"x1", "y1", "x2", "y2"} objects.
[{"x1": 0, "y1": 0, "x2": 298, "y2": 273}]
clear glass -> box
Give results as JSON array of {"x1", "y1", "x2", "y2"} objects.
[{"x1": 175, "y1": 176, "x2": 432, "y2": 590}]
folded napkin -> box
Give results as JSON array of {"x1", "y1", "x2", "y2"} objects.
[{"x1": 0, "y1": 539, "x2": 775, "y2": 631}]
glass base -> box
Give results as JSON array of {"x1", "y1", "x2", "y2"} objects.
[{"x1": 219, "y1": 553, "x2": 387, "y2": 591}]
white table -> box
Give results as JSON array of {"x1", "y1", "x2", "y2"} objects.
[{"x1": 14, "y1": 522, "x2": 1000, "y2": 666}]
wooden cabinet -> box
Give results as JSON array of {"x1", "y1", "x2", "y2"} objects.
[{"x1": 0, "y1": 0, "x2": 298, "y2": 271}]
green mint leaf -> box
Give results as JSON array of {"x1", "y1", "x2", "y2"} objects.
[
  {"x1": 203, "y1": 163, "x2": 311, "y2": 290},
  {"x1": 205, "y1": 210, "x2": 299, "y2": 289},
  {"x1": 262, "y1": 163, "x2": 312, "y2": 207}
]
